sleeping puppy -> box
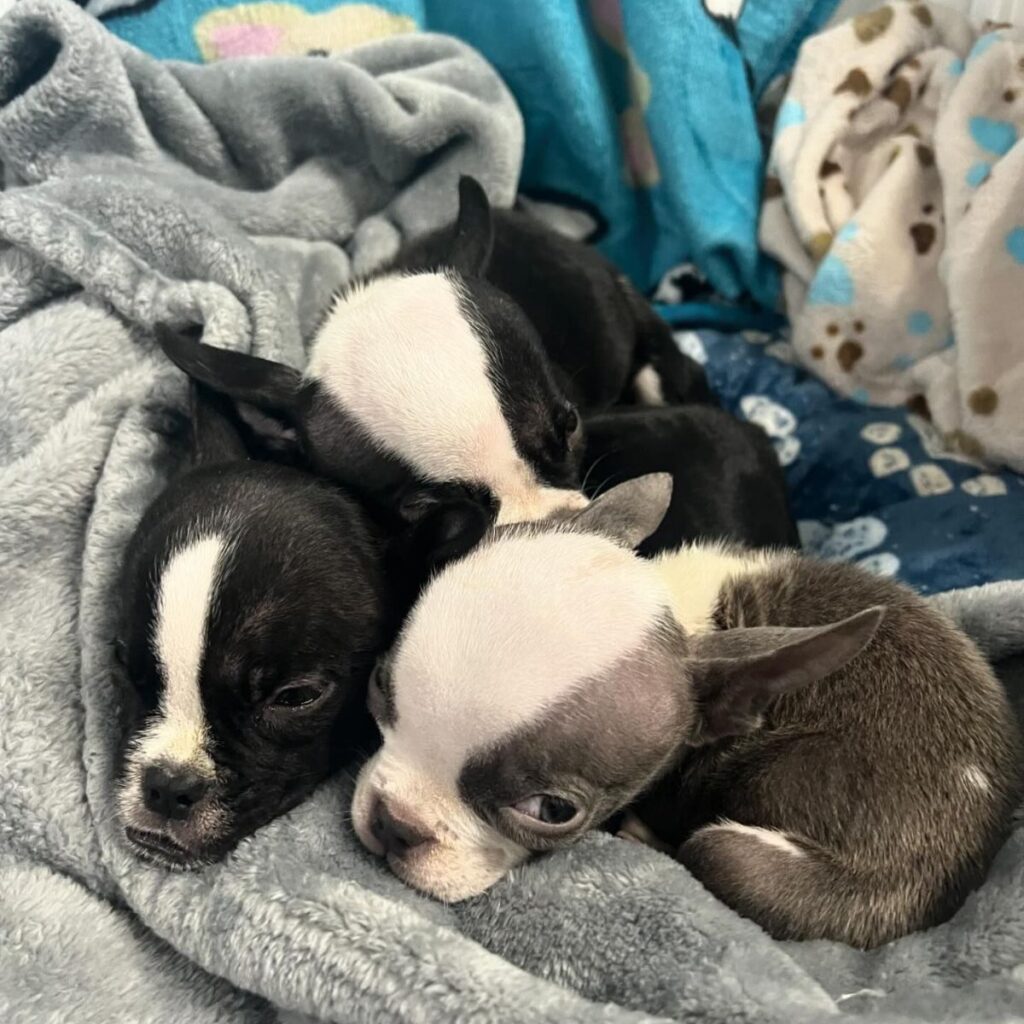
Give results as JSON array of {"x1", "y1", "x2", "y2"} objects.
[
  {"x1": 156, "y1": 178, "x2": 595, "y2": 535},
  {"x1": 581, "y1": 406, "x2": 798, "y2": 555},
  {"x1": 115, "y1": 384, "x2": 388, "y2": 868},
  {"x1": 350, "y1": 475, "x2": 1022, "y2": 948},
  {"x1": 394, "y1": 179, "x2": 713, "y2": 410}
]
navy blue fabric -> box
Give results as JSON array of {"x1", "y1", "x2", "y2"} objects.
[{"x1": 675, "y1": 326, "x2": 1024, "y2": 595}]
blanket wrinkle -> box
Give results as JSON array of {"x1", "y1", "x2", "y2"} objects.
[
  {"x1": 761, "y1": 1, "x2": 1024, "y2": 471},
  {"x1": 1, "y1": 2, "x2": 1023, "y2": 1022}
]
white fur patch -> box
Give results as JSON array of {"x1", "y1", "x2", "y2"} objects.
[
  {"x1": 633, "y1": 364, "x2": 667, "y2": 406},
  {"x1": 702, "y1": 820, "x2": 806, "y2": 858},
  {"x1": 960, "y1": 765, "x2": 991, "y2": 794},
  {"x1": 308, "y1": 273, "x2": 565, "y2": 520},
  {"x1": 389, "y1": 530, "x2": 669, "y2": 779},
  {"x1": 136, "y1": 534, "x2": 225, "y2": 776},
  {"x1": 654, "y1": 541, "x2": 784, "y2": 634}
]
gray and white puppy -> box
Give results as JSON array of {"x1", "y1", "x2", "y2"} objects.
[{"x1": 351, "y1": 475, "x2": 1022, "y2": 947}]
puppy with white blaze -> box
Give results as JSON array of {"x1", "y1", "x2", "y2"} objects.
[
  {"x1": 116, "y1": 384, "x2": 388, "y2": 867},
  {"x1": 351, "y1": 475, "x2": 1022, "y2": 947},
  {"x1": 155, "y1": 178, "x2": 596, "y2": 546}
]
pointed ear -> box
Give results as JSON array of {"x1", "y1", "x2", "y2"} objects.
[
  {"x1": 448, "y1": 176, "x2": 494, "y2": 276},
  {"x1": 687, "y1": 607, "x2": 885, "y2": 743},
  {"x1": 158, "y1": 325, "x2": 303, "y2": 462},
  {"x1": 567, "y1": 473, "x2": 672, "y2": 549},
  {"x1": 189, "y1": 381, "x2": 249, "y2": 465}
]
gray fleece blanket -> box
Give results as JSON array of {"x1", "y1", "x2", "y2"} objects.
[{"x1": 2, "y1": 2, "x2": 1024, "y2": 1022}]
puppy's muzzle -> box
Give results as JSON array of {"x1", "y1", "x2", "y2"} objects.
[
  {"x1": 367, "y1": 797, "x2": 435, "y2": 863},
  {"x1": 142, "y1": 764, "x2": 209, "y2": 823}
]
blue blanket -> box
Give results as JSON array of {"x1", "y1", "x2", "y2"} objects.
[
  {"x1": 678, "y1": 323, "x2": 1024, "y2": 595},
  {"x1": 102, "y1": 0, "x2": 837, "y2": 316}
]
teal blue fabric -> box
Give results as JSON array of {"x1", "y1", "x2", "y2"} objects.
[{"x1": 103, "y1": 0, "x2": 839, "y2": 319}]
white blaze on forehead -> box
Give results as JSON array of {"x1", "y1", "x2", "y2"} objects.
[
  {"x1": 140, "y1": 534, "x2": 226, "y2": 774},
  {"x1": 389, "y1": 530, "x2": 668, "y2": 776},
  {"x1": 308, "y1": 273, "x2": 543, "y2": 505}
]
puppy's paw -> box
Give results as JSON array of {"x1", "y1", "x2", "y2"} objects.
[{"x1": 616, "y1": 813, "x2": 672, "y2": 853}]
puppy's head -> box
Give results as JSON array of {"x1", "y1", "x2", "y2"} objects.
[
  {"x1": 157, "y1": 177, "x2": 586, "y2": 536},
  {"x1": 350, "y1": 475, "x2": 883, "y2": 901},
  {"x1": 115, "y1": 385, "x2": 387, "y2": 868}
]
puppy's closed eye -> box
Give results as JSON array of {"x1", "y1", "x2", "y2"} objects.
[{"x1": 264, "y1": 677, "x2": 335, "y2": 714}]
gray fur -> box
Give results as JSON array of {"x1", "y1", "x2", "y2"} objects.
[
  {"x1": 567, "y1": 472, "x2": 673, "y2": 547},
  {"x1": 639, "y1": 557, "x2": 1022, "y2": 948}
]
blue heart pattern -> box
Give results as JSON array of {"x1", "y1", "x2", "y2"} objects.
[
  {"x1": 808, "y1": 255, "x2": 854, "y2": 306},
  {"x1": 970, "y1": 116, "x2": 1018, "y2": 157},
  {"x1": 1006, "y1": 227, "x2": 1024, "y2": 264}
]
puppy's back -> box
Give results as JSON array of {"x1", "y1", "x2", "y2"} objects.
[{"x1": 683, "y1": 556, "x2": 1022, "y2": 947}]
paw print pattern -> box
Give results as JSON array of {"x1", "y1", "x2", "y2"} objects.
[
  {"x1": 910, "y1": 463, "x2": 954, "y2": 496},
  {"x1": 672, "y1": 330, "x2": 708, "y2": 365},
  {"x1": 798, "y1": 515, "x2": 901, "y2": 578},
  {"x1": 739, "y1": 394, "x2": 801, "y2": 466},
  {"x1": 961, "y1": 474, "x2": 1008, "y2": 496},
  {"x1": 810, "y1": 318, "x2": 866, "y2": 373}
]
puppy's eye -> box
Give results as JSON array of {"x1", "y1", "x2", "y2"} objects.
[
  {"x1": 562, "y1": 406, "x2": 580, "y2": 439},
  {"x1": 512, "y1": 794, "x2": 580, "y2": 826},
  {"x1": 268, "y1": 679, "x2": 331, "y2": 710}
]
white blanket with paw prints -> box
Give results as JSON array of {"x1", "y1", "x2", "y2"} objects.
[{"x1": 761, "y1": 1, "x2": 1024, "y2": 472}]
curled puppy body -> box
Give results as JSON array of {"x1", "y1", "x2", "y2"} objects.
[
  {"x1": 350, "y1": 476, "x2": 1022, "y2": 948},
  {"x1": 115, "y1": 384, "x2": 388, "y2": 868},
  {"x1": 156, "y1": 178, "x2": 592, "y2": 552},
  {"x1": 394, "y1": 187, "x2": 713, "y2": 410},
  {"x1": 581, "y1": 406, "x2": 798, "y2": 556}
]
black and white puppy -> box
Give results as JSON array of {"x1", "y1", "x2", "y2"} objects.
[
  {"x1": 157, "y1": 179, "x2": 593, "y2": 533},
  {"x1": 581, "y1": 406, "x2": 798, "y2": 556},
  {"x1": 395, "y1": 180, "x2": 713, "y2": 411},
  {"x1": 351, "y1": 476, "x2": 1022, "y2": 948},
  {"x1": 115, "y1": 385, "x2": 388, "y2": 867}
]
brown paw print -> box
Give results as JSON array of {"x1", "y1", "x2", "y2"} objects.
[
  {"x1": 908, "y1": 197, "x2": 943, "y2": 256},
  {"x1": 968, "y1": 386, "x2": 999, "y2": 415},
  {"x1": 854, "y1": 6, "x2": 893, "y2": 43},
  {"x1": 835, "y1": 68, "x2": 872, "y2": 98},
  {"x1": 883, "y1": 76, "x2": 913, "y2": 113},
  {"x1": 911, "y1": 5, "x2": 933, "y2": 29},
  {"x1": 813, "y1": 319, "x2": 867, "y2": 372}
]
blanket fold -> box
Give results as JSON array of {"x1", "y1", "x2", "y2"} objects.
[
  {"x1": 1, "y1": 2, "x2": 1023, "y2": 1023},
  {"x1": 761, "y1": 0, "x2": 1024, "y2": 471}
]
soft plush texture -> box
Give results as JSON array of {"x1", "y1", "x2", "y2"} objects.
[
  {"x1": 98, "y1": 0, "x2": 840, "y2": 316},
  {"x1": 761, "y1": 1, "x2": 1024, "y2": 471},
  {"x1": 2, "y1": 2, "x2": 1024, "y2": 1022}
]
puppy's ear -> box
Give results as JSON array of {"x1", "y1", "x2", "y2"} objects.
[
  {"x1": 395, "y1": 483, "x2": 495, "y2": 574},
  {"x1": 687, "y1": 607, "x2": 885, "y2": 744},
  {"x1": 190, "y1": 381, "x2": 249, "y2": 465},
  {"x1": 567, "y1": 473, "x2": 672, "y2": 549},
  {"x1": 448, "y1": 176, "x2": 494, "y2": 276},
  {"x1": 158, "y1": 325, "x2": 303, "y2": 461}
]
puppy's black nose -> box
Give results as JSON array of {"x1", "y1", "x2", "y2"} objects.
[
  {"x1": 142, "y1": 765, "x2": 208, "y2": 821},
  {"x1": 370, "y1": 799, "x2": 430, "y2": 859}
]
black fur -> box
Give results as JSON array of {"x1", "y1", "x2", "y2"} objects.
[
  {"x1": 581, "y1": 407, "x2": 798, "y2": 556},
  {"x1": 115, "y1": 385, "x2": 389, "y2": 865},
  {"x1": 395, "y1": 179, "x2": 713, "y2": 410}
]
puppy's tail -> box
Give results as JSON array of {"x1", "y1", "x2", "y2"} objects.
[
  {"x1": 616, "y1": 276, "x2": 715, "y2": 406},
  {"x1": 680, "y1": 821, "x2": 936, "y2": 949}
]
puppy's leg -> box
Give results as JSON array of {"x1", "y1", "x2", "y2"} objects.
[
  {"x1": 679, "y1": 821, "x2": 908, "y2": 948},
  {"x1": 617, "y1": 278, "x2": 715, "y2": 406},
  {"x1": 616, "y1": 812, "x2": 674, "y2": 854}
]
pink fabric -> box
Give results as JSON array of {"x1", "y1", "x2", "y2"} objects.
[{"x1": 209, "y1": 23, "x2": 284, "y2": 58}]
